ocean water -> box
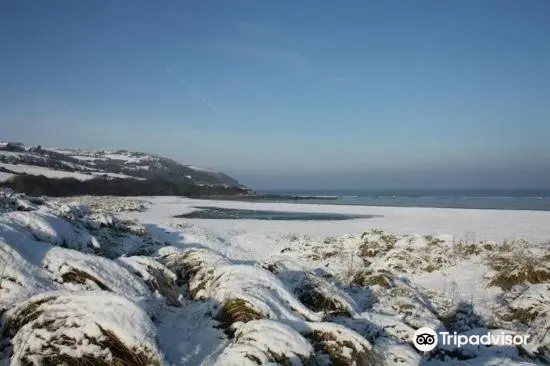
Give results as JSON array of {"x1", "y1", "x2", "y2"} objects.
[{"x1": 260, "y1": 189, "x2": 550, "y2": 211}]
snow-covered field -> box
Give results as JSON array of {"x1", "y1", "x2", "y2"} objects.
[
  {"x1": 0, "y1": 163, "x2": 139, "y2": 181},
  {"x1": 1, "y1": 192, "x2": 549, "y2": 365}
]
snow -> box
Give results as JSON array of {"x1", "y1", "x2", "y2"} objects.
[
  {"x1": 187, "y1": 165, "x2": 216, "y2": 173},
  {"x1": 7, "y1": 291, "x2": 165, "y2": 365},
  {"x1": 42, "y1": 247, "x2": 152, "y2": 300},
  {"x1": 0, "y1": 163, "x2": 140, "y2": 180},
  {"x1": 0, "y1": 193, "x2": 549, "y2": 365},
  {"x1": 0, "y1": 172, "x2": 15, "y2": 181},
  {"x1": 214, "y1": 320, "x2": 314, "y2": 365},
  {"x1": 185, "y1": 197, "x2": 550, "y2": 242},
  {"x1": 0, "y1": 151, "x2": 25, "y2": 158}
]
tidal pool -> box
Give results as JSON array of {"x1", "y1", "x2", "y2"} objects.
[{"x1": 176, "y1": 206, "x2": 380, "y2": 221}]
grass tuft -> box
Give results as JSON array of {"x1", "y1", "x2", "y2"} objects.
[
  {"x1": 296, "y1": 283, "x2": 351, "y2": 318},
  {"x1": 351, "y1": 269, "x2": 396, "y2": 289},
  {"x1": 6, "y1": 296, "x2": 163, "y2": 366},
  {"x1": 488, "y1": 249, "x2": 550, "y2": 290},
  {"x1": 305, "y1": 330, "x2": 377, "y2": 366},
  {"x1": 216, "y1": 298, "x2": 264, "y2": 334},
  {"x1": 61, "y1": 269, "x2": 112, "y2": 291}
]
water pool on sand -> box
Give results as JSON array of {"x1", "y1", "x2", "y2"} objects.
[{"x1": 176, "y1": 206, "x2": 381, "y2": 221}]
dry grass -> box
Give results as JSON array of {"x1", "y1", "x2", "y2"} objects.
[
  {"x1": 500, "y1": 305, "x2": 547, "y2": 325},
  {"x1": 323, "y1": 236, "x2": 338, "y2": 245},
  {"x1": 295, "y1": 283, "x2": 351, "y2": 318},
  {"x1": 134, "y1": 265, "x2": 181, "y2": 307},
  {"x1": 17, "y1": 325, "x2": 161, "y2": 366},
  {"x1": 351, "y1": 269, "x2": 396, "y2": 289},
  {"x1": 6, "y1": 296, "x2": 162, "y2": 366},
  {"x1": 159, "y1": 249, "x2": 226, "y2": 288},
  {"x1": 305, "y1": 330, "x2": 377, "y2": 366},
  {"x1": 494, "y1": 284, "x2": 550, "y2": 326},
  {"x1": 424, "y1": 235, "x2": 444, "y2": 246},
  {"x1": 216, "y1": 298, "x2": 264, "y2": 333},
  {"x1": 4, "y1": 296, "x2": 55, "y2": 334},
  {"x1": 61, "y1": 269, "x2": 112, "y2": 291},
  {"x1": 29, "y1": 325, "x2": 162, "y2": 366},
  {"x1": 488, "y1": 250, "x2": 550, "y2": 290},
  {"x1": 357, "y1": 230, "x2": 402, "y2": 264},
  {"x1": 357, "y1": 240, "x2": 391, "y2": 259},
  {"x1": 305, "y1": 246, "x2": 340, "y2": 261}
]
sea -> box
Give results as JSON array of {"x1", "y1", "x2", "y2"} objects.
[{"x1": 260, "y1": 189, "x2": 550, "y2": 211}]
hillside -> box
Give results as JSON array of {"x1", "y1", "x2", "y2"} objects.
[{"x1": 0, "y1": 141, "x2": 248, "y2": 196}]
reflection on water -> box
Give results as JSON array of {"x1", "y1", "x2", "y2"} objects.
[{"x1": 176, "y1": 206, "x2": 379, "y2": 221}]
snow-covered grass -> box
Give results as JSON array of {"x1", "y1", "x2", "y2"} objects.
[{"x1": 0, "y1": 191, "x2": 549, "y2": 365}]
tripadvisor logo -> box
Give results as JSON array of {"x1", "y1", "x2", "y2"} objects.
[
  {"x1": 412, "y1": 327, "x2": 438, "y2": 351},
  {"x1": 412, "y1": 326, "x2": 530, "y2": 352}
]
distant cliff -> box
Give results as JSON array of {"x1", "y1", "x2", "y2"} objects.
[{"x1": 0, "y1": 141, "x2": 250, "y2": 197}]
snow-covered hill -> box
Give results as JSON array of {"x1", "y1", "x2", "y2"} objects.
[{"x1": 0, "y1": 141, "x2": 242, "y2": 187}]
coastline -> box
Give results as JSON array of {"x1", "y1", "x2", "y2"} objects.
[
  {"x1": 190, "y1": 193, "x2": 339, "y2": 202},
  {"x1": 193, "y1": 189, "x2": 550, "y2": 212}
]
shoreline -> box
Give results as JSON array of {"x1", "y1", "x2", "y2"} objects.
[
  {"x1": 191, "y1": 192, "x2": 550, "y2": 212},
  {"x1": 190, "y1": 193, "x2": 339, "y2": 202}
]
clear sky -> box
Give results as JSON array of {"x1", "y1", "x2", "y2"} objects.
[{"x1": 1, "y1": 1, "x2": 549, "y2": 189}]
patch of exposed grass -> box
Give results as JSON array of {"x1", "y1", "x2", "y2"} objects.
[
  {"x1": 159, "y1": 249, "x2": 225, "y2": 289},
  {"x1": 362, "y1": 228, "x2": 384, "y2": 238},
  {"x1": 323, "y1": 236, "x2": 338, "y2": 245},
  {"x1": 357, "y1": 240, "x2": 390, "y2": 259},
  {"x1": 305, "y1": 330, "x2": 377, "y2": 366},
  {"x1": 266, "y1": 350, "x2": 292, "y2": 365},
  {"x1": 424, "y1": 235, "x2": 444, "y2": 246},
  {"x1": 488, "y1": 251, "x2": 550, "y2": 290},
  {"x1": 61, "y1": 269, "x2": 111, "y2": 291},
  {"x1": 380, "y1": 233, "x2": 399, "y2": 247},
  {"x1": 4, "y1": 296, "x2": 55, "y2": 335},
  {"x1": 216, "y1": 298, "x2": 264, "y2": 334},
  {"x1": 18, "y1": 325, "x2": 162, "y2": 366},
  {"x1": 296, "y1": 283, "x2": 350, "y2": 318},
  {"x1": 451, "y1": 241, "x2": 490, "y2": 258},
  {"x1": 7, "y1": 296, "x2": 163, "y2": 366},
  {"x1": 306, "y1": 247, "x2": 339, "y2": 261},
  {"x1": 501, "y1": 306, "x2": 546, "y2": 325},
  {"x1": 244, "y1": 354, "x2": 262, "y2": 364},
  {"x1": 494, "y1": 284, "x2": 550, "y2": 327},
  {"x1": 132, "y1": 265, "x2": 181, "y2": 307},
  {"x1": 357, "y1": 230, "x2": 400, "y2": 262},
  {"x1": 351, "y1": 269, "x2": 395, "y2": 289},
  {"x1": 261, "y1": 263, "x2": 280, "y2": 274}
]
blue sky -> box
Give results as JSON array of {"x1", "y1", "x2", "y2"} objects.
[{"x1": 1, "y1": 1, "x2": 549, "y2": 189}]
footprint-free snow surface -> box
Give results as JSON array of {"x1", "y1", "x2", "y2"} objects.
[{"x1": 1, "y1": 192, "x2": 550, "y2": 365}]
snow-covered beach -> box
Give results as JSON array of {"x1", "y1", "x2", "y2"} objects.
[
  {"x1": 128, "y1": 197, "x2": 550, "y2": 258},
  {"x1": 1, "y1": 192, "x2": 549, "y2": 365}
]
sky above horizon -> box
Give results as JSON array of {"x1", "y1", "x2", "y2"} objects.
[{"x1": 1, "y1": 1, "x2": 550, "y2": 189}]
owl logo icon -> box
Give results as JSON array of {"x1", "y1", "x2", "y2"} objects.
[{"x1": 412, "y1": 327, "x2": 438, "y2": 351}]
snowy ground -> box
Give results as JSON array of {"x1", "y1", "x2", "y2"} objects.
[
  {"x1": 0, "y1": 163, "x2": 140, "y2": 181},
  {"x1": 1, "y1": 192, "x2": 549, "y2": 365}
]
